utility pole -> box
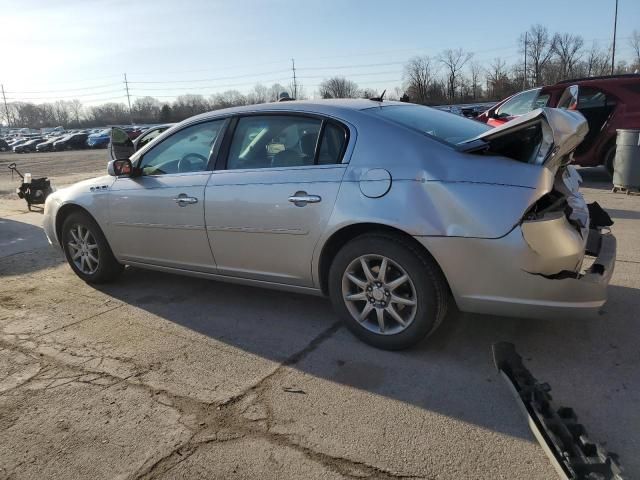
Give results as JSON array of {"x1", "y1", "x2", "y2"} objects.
[
  {"x1": 123, "y1": 73, "x2": 133, "y2": 124},
  {"x1": 611, "y1": 0, "x2": 618, "y2": 75},
  {"x1": 1, "y1": 84, "x2": 11, "y2": 128},
  {"x1": 291, "y1": 58, "x2": 298, "y2": 99},
  {"x1": 523, "y1": 31, "x2": 528, "y2": 89}
]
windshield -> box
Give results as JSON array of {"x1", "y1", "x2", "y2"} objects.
[{"x1": 365, "y1": 104, "x2": 491, "y2": 145}]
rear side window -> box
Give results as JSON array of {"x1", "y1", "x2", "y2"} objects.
[
  {"x1": 318, "y1": 122, "x2": 348, "y2": 164},
  {"x1": 227, "y1": 115, "x2": 322, "y2": 169},
  {"x1": 366, "y1": 105, "x2": 490, "y2": 145},
  {"x1": 578, "y1": 87, "x2": 616, "y2": 109}
]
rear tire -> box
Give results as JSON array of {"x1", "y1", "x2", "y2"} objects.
[
  {"x1": 604, "y1": 145, "x2": 616, "y2": 178},
  {"x1": 61, "y1": 211, "x2": 123, "y2": 284},
  {"x1": 328, "y1": 233, "x2": 449, "y2": 350}
]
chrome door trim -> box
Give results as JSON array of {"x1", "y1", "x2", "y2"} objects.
[{"x1": 112, "y1": 222, "x2": 205, "y2": 230}]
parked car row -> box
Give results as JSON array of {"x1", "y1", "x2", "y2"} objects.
[{"x1": 0, "y1": 124, "x2": 174, "y2": 154}]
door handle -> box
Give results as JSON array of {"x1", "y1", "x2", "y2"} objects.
[
  {"x1": 173, "y1": 193, "x2": 198, "y2": 206},
  {"x1": 288, "y1": 193, "x2": 321, "y2": 206}
]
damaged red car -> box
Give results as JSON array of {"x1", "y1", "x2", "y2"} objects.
[{"x1": 477, "y1": 74, "x2": 640, "y2": 175}]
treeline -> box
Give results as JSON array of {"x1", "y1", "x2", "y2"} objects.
[{"x1": 3, "y1": 25, "x2": 639, "y2": 129}]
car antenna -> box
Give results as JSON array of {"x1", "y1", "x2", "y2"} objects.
[{"x1": 369, "y1": 89, "x2": 386, "y2": 102}]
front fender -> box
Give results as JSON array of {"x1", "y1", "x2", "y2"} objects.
[{"x1": 43, "y1": 176, "x2": 114, "y2": 246}]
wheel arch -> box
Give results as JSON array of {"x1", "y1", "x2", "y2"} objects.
[
  {"x1": 317, "y1": 222, "x2": 451, "y2": 297},
  {"x1": 55, "y1": 203, "x2": 98, "y2": 247}
]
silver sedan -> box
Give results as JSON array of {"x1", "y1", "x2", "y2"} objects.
[{"x1": 43, "y1": 99, "x2": 616, "y2": 350}]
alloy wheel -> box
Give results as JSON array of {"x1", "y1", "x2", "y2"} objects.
[
  {"x1": 67, "y1": 224, "x2": 100, "y2": 275},
  {"x1": 342, "y1": 254, "x2": 418, "y2": 335}
]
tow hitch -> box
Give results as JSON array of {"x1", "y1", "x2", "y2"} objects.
[{"x1": 492, "y1": 342, "x2": 625, "y2": 480}]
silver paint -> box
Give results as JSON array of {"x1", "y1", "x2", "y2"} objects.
[{"x1": 42, "y1": 99, "x2": 616, "y2": 320}]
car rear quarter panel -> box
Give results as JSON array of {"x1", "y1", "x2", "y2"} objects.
[{"x1": 323, "y1": 116, "x2": 554, "y2": 236}]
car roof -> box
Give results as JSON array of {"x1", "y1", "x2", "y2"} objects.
[
  {"x1": 187, "y1": 98, "x2": 406, "y2": 123},
  {"x1": 554, "y1": 73, "x2": 640, "y2": 86}
]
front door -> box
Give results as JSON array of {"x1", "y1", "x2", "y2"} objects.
[
  {"x1": 205, "y1": 114, "x2": 350, "y2": 286},
  {"x1": 108, "y1": 119, "x2": 226, "y2": 272}
]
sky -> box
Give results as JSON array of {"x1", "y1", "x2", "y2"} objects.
[{"x1": 0, "y1": 0, "x2": 638, "y2": 105}]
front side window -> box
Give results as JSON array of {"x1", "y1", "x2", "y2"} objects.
[
  {"x1": 139, "y1": 120, "x2": 224, "y2": 175},
  {"x1": 227, "y1": 115, "x2": 322, "y2": 169},
  {"x1": 496, "y1": 89, "x2": 541, "y2": 117}
]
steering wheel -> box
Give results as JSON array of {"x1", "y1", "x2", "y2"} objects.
[{"x1": 177, "y1": 153, "x2": 208, "y2": 173}]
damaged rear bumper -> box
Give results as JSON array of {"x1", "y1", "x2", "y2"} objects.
[
  {"x1": 493, "y1": 342, "x2": 626, "y2": 479},
  {"x1": 417, "y1": 227, "x2": 616, "y2": 320}
]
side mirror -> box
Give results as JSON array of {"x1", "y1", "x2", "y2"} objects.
[
  {"x1": 108, "y1": 159, "x2": 133, "y2": 177},
  {"x1": 108, "y1": 127, "x2": 135, "y2": 161}
]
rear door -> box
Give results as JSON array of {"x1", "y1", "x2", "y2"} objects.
[
  {"x1": 204, "y1": 114, "x2": 350, "y2": 287},
  {"x1": 558, "y1": 86, "x2": 617, "y2": 155}
]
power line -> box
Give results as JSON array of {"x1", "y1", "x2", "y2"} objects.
[
  {"x1": 297, "y1": 61, "x2": 406, "y2": 71},
  {"x1": 4, "y1": 83, "x2": 122, "y2": 94},
  {"x1": 127, "y1": 69, "x2": 291, "y2": 84},
  {"x1": 5, "y1": 89, "x2": 127, "y2": 101},
  {"x1": 130, "y1": 77, "x2": 291, "y2": 92}
]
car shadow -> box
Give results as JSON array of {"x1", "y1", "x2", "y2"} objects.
[
  {"x1": 0, "y1": 217, "x2": 61, "y2": 276},
  {"x1": 607, "y1": 208, "x2": 640, "y2": 221},
  {"x1": 95, "y1": 266, "x2": 640, "y2": 447},
  {"x1": 577, "y1": 166, "x2": 612, "y2": 190}
]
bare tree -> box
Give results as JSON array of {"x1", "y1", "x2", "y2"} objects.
[
  {"x1": 360, "y1": 88, "x2": 379, "y2": 99},
  {"x1": 584, "y1": 42, "x2": 611, "y2": 77},
  {"x1": 211, "y1": 90, "x2": 247, "y2": 109},
  {"x1": 485, "y1": 57, "x2": 514, "y2": 99},
  {"x1": 469, "y1": 61, "x2": 483, "y2": 100},
  {"x1": 403, "y1": 55, "x2": 438, "y2": 104},
  {"x1": 246, "y1": 84, "x2": 268, "y2": 104},
  {"x1": 553, "y1": 33, "x2": 584, "y2": 79},
  {"x1": 318, "y1": 77, "x2": 359, "y2": 99},
  {"x1": 132, "y1": 96, "x2": 161, "y2": 123},
  {"x1": 268, "y1": 83, "x2": 290, "y2": 102},
  {"x1": 439, "y1": 48, "x2": 473, "y2": 102},
  {"x1": 68, "y1": 99, "x2": 83, "y2": 126},
  {"x1": 53, "y1": 101, "x2": 71, "y2": 126},
  {"x1": 520, "y1": 25, "x2": 556, "y2": 86},
  {"x1": 171, "y1": 94, "x2": 210, "y2": 121}
]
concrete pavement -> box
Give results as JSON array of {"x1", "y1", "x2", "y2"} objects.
[{"x1": 0, "y1": 167, "x2": 638, "y2": 479}]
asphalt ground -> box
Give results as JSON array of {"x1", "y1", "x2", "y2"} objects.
[{"x1": 0, "y1": 150, "x2": 638, "y2": 479}]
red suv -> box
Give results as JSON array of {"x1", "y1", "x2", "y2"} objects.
[{"x1": 477, "y1": 74, "x2": 640, "y2": 174}]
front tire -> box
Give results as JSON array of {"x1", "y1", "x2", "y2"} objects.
[
  {"x1": 328, "y1": 233, "x2": 449, "y2": 350},
  {"x1": 61, "y1": 212, "x2": 123, "y2": 283}
]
